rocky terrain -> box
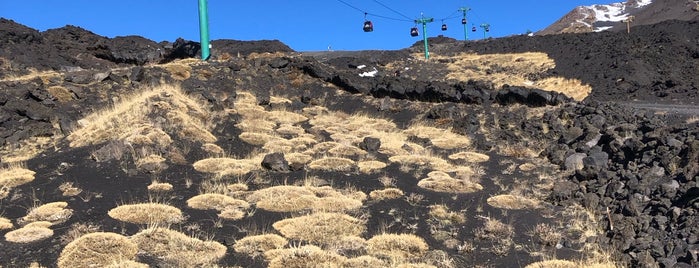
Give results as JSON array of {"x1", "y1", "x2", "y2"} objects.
[{"x1": 0, "y1": 13, "x2": 697, "y2": 268}]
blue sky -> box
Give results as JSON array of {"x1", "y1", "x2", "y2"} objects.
[{"x1": 1, "y1": 0, "x2": 620, "y2": 51}]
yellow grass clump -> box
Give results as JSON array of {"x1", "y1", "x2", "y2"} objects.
[
  {"x1": 67, "y1": 84, "x2": 216, "y2": 148},
  {"x1": 448, "y1": 151, "x2": 490, "y2": 162},
  {"x1": 0, "y1": 217, "x2": 13, "y2": 229},
  {"x1": 246, "y1": 185, "x2": 365, "y2": 213},
  {"x1": 369, "y1": 188, "x2": 405, "y2": 201},
  {"x1": 487, "y1": 194, "x2": 542, "y2": 210},
  {"x1": 428, "y1": 204, "x2": 466, "y2": 225},
  {"x1": 4, "y1": 223, "x2": 53, "y2": 243},
  {"x1": 328, "y1": 144, "x2": 367, "y2": 157},
  {"x1": 130, "y1": 227, "x2": 227, "y2": 267},
  {"x1": 0, "y1": 165, "x2": 36, "y2": 188},
  {"x1": 285, "y1": 152, "x2": 313, "y2": 166},
  {"x1": 417, "y1": 171, "x2": 483, "y2": 194},
  {"x1": 107, "y1": 203, "x2": 183, "y2": 225},
  {"x1": 20, "y1": 202, "x2": 73, "y2": 225},
  {"x1": 193, "y1": 155, "x2": 263, "y2": 177},
  {"x1": 403, "y1": 125, "x2": 471, "y2": 150},
  {"x1": 47, "y1": 86, "x2": 74, "y2": 102},
  {"x1": 187, "y1": 193, "x2": 250, "y2": 220},
  {"x1": 308, "y1": 157, "x2": 355, "y2": 172},
  {"x1": 57, "y1": 232, "x2": 137, "y2": 268},
  {"x1": 358, "y1": 160, "x2": 387, "y2": 174},
  {"x1": 239, "y1": 132, "x2": 283, "y2": 146},
  {"x1": 234, "y1": 234, "x2": 288, "y2": 258},
  {"x1": 104, "y1": 260, "x2": 149, "y2": 268},
  {"x1": 367, "y1": 233, "x2": 429, "y2": 260},
  {"x1": 524, "y1": 260, "x2": 578, "y2": 268},
  {"x1": 272, "y1": 212, "x2": 366, "y2": 245},
  {"x1": 267, "y1": 110, "x2": 309, "y2": 125},
  {"x1": 389, "y1": 154, "x2": 454, "y2": 172},
  {"x1": 147, "y1": 181, "x2": 173, "y2": 192},
  {"x1": 344, "y1": 255, "x2": 387, "y2": 267},
  {"x1": 266, "y1": 245, "x2": 348, "y2": 268}
]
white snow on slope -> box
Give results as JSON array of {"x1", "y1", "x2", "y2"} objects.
[{"x1": 589, "y1": 0, "x2": 653, "y2": 22}]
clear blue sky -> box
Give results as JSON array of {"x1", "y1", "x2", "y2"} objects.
[{"x1": 0, "y1": 0, "x2": 620, "y2": 51}]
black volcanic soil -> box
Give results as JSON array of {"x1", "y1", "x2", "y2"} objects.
[{"x1": 0, "y1": 17, "x2": 698, "y2": 268}]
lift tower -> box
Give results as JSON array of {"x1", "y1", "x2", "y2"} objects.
[
  {"x1": 198, "y1": 0, "x2": 210, "y2": 60},
  {"x1": 458, "y1": 7, "x2": 471, "y2": 41},
  {"x1": 415, "y1": 15, "x2": 434, "y2": 60}
]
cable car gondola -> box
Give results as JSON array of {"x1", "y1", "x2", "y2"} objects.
[
  {"x1": 462, "y1": 18, "x2": 467, "y2": 25},
  {"x1": 472, "y1": 26, "x2": 477, "y2": 32},
  {"x1": 441, "y1": 23, "x2": 447, "y2": 31},
  {"x1": 363, "y1": 21, "x2": 374, "y2": 32},
  {"x1": 410, "y1": 27, "x2": 419, "y2": 37}
]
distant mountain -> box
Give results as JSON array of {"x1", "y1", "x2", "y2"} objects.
[{"x1": 538, "y1": 0, "x2": 699, "y2": 35}]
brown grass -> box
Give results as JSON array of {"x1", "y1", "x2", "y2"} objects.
[
  {"x1": 523, "y1": 260, "x2": 579, "y2": 268},
  {"x1": 417, "y1": 171, "x2": 483, "y2": 193},
  {"x1": 233, "y1": 233, "x2": 288, "y2": 258},
  {"x1": 475, "y1": 217, "x2": 514, "y2": 255},
  {"x1": 433, "y1": 52, "x2": 591, "y2": 101},
  {"x1": 130, "y1": 227, "x2": 227, "y2": 267},
  {"x1": 448, "y1": 151, "x2": 490, "y2": 162},
  {"x1": 308, "y1": 157, "x2": 355, "y2": 172},
  {"x1": 192, "y1": 155, "x2": 264, "y2": 177},
  {"x1": 57, "y1": 232, "x2": 137, "y2": 268},
  {"x1": 47, "y1": 86, "x2": 74, "y2": 102},
  {"x1": 272, "y1": 212, "x2": 366, "y2": 245},
  {"x1": 147, "y1": 181, "x2": 173, "y2": 192},
  {"x1": 0, "y1": 69, "x2": 60, "y2": 83},
  {"x1": 266, "y1": 245, "x2": 347, "y2": 268},
  {"x1": 487, "y1": 194, "x2": 541, "y2": 210},
  {"x1": 20, "y1": 202, "x2": 73, "y2": 225},
  {"x1": 187, "y1": 193, "x2": 250, "y2": 220},
  {"x1": 58, "y1": 182, "x2": 83, "y2": 197},
  {"x1": 389, "y1": 154, "x2": 454, "y2": 172},
  {"x1": 0, "y1": 164, "x2": 36, "y2": 189},
  {"x1": 428, "y1": 204, "x2": 466, "y2": 225},
  {"x1": 403, "y1": 125, "x2": 471, "y2": 150},
  {"x1": 369, "y1": 188, "x2": 405, "y2": 201},
  {"x1": 0, "y1": 216, "x2": 12, "y2": 230},
  {"x1": 246, "y1": 185, "x2": 365, "y2": 213},
  {"x1": 107, "y1": 203, "x2": 183, "y2": 225},
  {"x1": 357, "y1": 160, "x2": 387, "y2": 174},
  {"x1": 366, "y1": 233, "x2": 429, "y2": 260},
  {"x1": 4, "y1": 224, "x2": 53, "y2": 243},
  {"x1": 68, "y1": 84, "x2": 216, "y2": 148},
  {"x1": 344, "y1": 255, "x2": 387, "y2": 267}
]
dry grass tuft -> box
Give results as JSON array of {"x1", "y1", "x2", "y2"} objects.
[
  {"x1": 403, "y1": 125, "x2": 471, "y2": 150},
  {"x1": 107, "y1": 203, "x2": 183, "y2": 225},
  {"x1": 266, "y1": 245, "x2": 348, "y2": 268},
  {"x1": 344, "y1": 255, "x2": 387, "y2": 267},
  {"x1": 389, "y1": 154, "x2": 454, "y2": 172},
  {"x1": 0, "y1": 217, "x2": 13, "y2": 230},
  {"x1": 487, "y1": 194, "x2": 541, "y2": 210},
  {"x1": 246, "y1": 185, "x2": 365, "y2": 213},
  {"x1": 233, "y1": 233, "x2": 288, "y2": 258},
  {"x1": 434, "y1": 52, "x2": 591, "y2": 101},
  {"x1": 57, "y1": 232, "x2": 137, "y2": 268},
  {"x1": 272, "y1": 212, "x2": 366, "y2": 245},
  {"x1": 187, "y1": 193, "x2": 250, "y2": 220},
  {"x1": 523, "y1": 260, "x2": 578, "y2": 268},
  {"x1": 428, "y1": 204, "x2": 466, "y2": 225},
  {"x1": 358, "y1": 160, "x2": 387, "y2": 174},
  {"x1": 68, "y1": 84, "x2": 216, "y2": 148},
  {"x1": 147, "y1": 181, "x2": 173, "y2": 192},
  {"x1": 475, "y1": 217, "x2": 514, "y2": 255},
  {"x1": 308, "y1": 157, "x2": 355, "y2": 172},
  {"x1": 47, "y1": 86, "x2": 74, "y2": 102},
  {"x1": 369, "y1": 188, "x2": 405, "y2": 201},
  {"x1": 58, "y1": 182, "x2": 83, "y2": 197},
  {"x1": 417, "y1": 171, "x2": 483, "y2": 193},
  {"x1": 0, "y1": 164, "x2": 36, "y2": 189},
  {"x1": 4, "y1": 224, "x2": 53, "y2": 243},
  {"x1": 367, "y1": 233, "x2": 429, "y2": 260},
  {"x1": 448, "y1": 151, "x2": 489, "y2": 162},
  {"x1": 20, "y1": 202, "x2": 73, "y2": 225},
  {"x1": 130, "y1": 227, "x2": 227, "y2": 267},
  {"x1": 193, "y1": 155, "x2": 264, "y2": 177},
  {"x1": 59, "y1": 222, "x2": 101, "y2": 245},
  {"x1": 104, "y1": 260, "x2": 149, "y2": 268}
]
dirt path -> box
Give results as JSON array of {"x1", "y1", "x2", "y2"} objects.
[{"x1": 626, "y1": 102, "x2": 699, "y2": 116}]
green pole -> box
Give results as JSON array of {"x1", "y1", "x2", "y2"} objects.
[
  {"x1": 480, "y1": 23, "x2": 490, "y2": 39},
  {"x1": 459, "y1": 7, "x2": 471, "y2": 41},
  {"x1": 198, "y1": 0, "x2": 210, "y2": 60},
  {"x1": 415, "y1": 16, "x2": 434, "y2": 60}
]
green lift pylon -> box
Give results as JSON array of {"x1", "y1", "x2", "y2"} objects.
[
  {"x1": 415, "y1": 15, "x2": 434, "y2": 60},
  {"x1": 198, "y1": 0, "x2": 210, "y2": 60},
  {"x1": 480, "y1": 23, "x2": 491, "y2": 39},
  {"x1": 458, "y1": 7, "x2": 471, "y2": 41}
]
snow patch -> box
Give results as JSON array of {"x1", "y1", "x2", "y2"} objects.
[
  {"x1": 594, "y1": 26, "x2": 613, "y2": 32},
  {"x1": 359, "y1": 67, "x2": 378, "y2": 77},
  {"x1": 356, "y1": 65, "x2": 366, "y2": 69}
]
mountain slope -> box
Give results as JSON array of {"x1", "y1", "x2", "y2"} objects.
[{"x1": 538, "y1": 0, "x2": 698, "y2": 35}]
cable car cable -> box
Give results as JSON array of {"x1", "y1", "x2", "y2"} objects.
[
  {"x1": 335, "y1": 0, "x2": 412, "y2": 22},
  {"x1": 372, "y1": 0, "x2": 413, "y2": 21}
]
